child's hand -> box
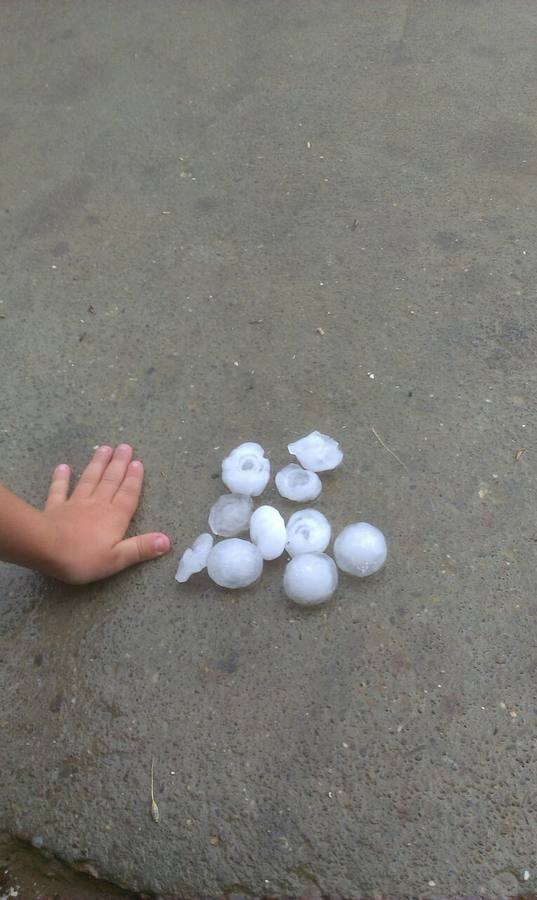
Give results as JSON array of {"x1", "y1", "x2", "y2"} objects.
[{"x1": 42, "y1": 444, "x2": 171, "y2": 584}]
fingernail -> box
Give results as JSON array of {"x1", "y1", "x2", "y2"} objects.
[
  {"x1": 131, "y1": 459, "x2": 143, "y2": 470},
  {"x1": 56, "y1": 463, "x2": 69, "y2": 472},
  {"x1": 99, "y1": 445, "x2": 112, "y2": 453},
  {"x1": 118, "y1": 443, "x2": 131, "y2": 452},
  {"x1": 154, "y1": 535, "x2": 170, "y2": 555}
]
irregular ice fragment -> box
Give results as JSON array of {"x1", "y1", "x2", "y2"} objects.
[
  {"x1": 208, "y1": 493, "x2": 254, "y2": 537},
  {"x1": 249, "y1": 505, "x2": 286, "y2": 560},
  {"x1": 221, "y1": 442, "x2": 270, "y2": 496},
  {"x1": 283, "y1": 552, "x2": 338, "y2": 605},
  {"x1": 288, "y1": 430, "x2": 343, "y2": 472},
  {"x1": 285, "y1": 509, "x2": 331, "y2": 557},
  {"x1": 175, "y1": 533, "x2": 214, "y2": 583},
  {"x1": 207, "y1": 538, "x2": 264, "y2": 589},
  {"x1": 275, "y1": 463, "x2": 322, "y2": 502},
  {"x1": 334, "y1": 522, "x2": 387, "y2": 577}
]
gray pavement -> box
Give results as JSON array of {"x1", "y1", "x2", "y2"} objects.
[{"x1": 2, "y1": 1, "x2": 537, "y2": 896}]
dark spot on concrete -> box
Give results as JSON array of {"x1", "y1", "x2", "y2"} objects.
[
  {"x1": 196, "y1": 196, "x2": 219, "y2": 214},
  {"x1": 146, "y1": 366, "x2": 156, "y2": 375},
  {"x1": 33, "y1": 652, "x2": 43, "y2": 667},
  {"x1": 471, "y1": 43, "x2": 502, "y2": 60},
  {"x1": 49, "y1": 692, "x2": 64, "y2": 713},
  {"x1": 61, "y1": 28, "x2": 74, "y2": 39},
  {"x1": 20, "y1": 175, "x2": 94, "y2": 240},
  {"x1": 52, "y1": 241, "x2": 70, "y2": 257},
  {"x1": 433, "y1": 231, "x2": 465, "y2": 252},
  {"x1": 463, "y1": 118, "x2": 537, "y2": 172},
  {"x1": 86, "y1": 214, "x2": 100, "y2": 225},
  {"x1": 438, "y1": 691, "x2": 465, "y2": 717},
  {"x1": 59, "y1": 758, "x2": 79, "y2": 778},
  {"x1": 389, "y1": 40, "x2": 413, "y2": 65},
  {"x1": 218, "y1": 651, "x2": 239, "y2": 674}
]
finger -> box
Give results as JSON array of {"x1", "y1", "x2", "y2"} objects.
[
  {"x1": 94, "y1": 443, "x2": 133, "y2": 500},
  {"x1": 45, "y1": 464, "x2": 71, "y2": 510},
  {"x1": 113, "y1": 460, "x2": 144, "y2": 521},
  {"x1": 111, "y1": 532, "x2": 171, "y2": 574},
  {"x1": 73, "y1": 445, "x2": 113, "y2": 498}
]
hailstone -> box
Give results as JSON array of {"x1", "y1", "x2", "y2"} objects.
[
  {"x1": 285, "y1": 509, "x2": 331, "y2": 556},
  {"x1": 207, "y1": 538, "x2": 263, "y2": 588},
  {"x1": 175, "y1": 533, "x2": 214, "y2": 583},
  {"x1": 334, "y1": 522, "x2": 387, "y2": 577},
  {"x1": 249, "y1": 506, "x2": 286, "y2": 560},
  {"x1": 221, "y1": 442, "x2": 270, "y2": 496},
  {"x1": 208, "y1": 493, "x2": 253, "y2": 537},
  {"x1": 283, "y1": 552, "x2": 338, "y2": 605},
  {"x1": 288, "y1": 430, "x2": 343, "y2": 472},
  {"x1": 275, "y1": 464, "x2": 322, "y2": 502}
]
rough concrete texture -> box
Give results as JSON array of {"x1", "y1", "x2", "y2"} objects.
[{"x1": 1, "y1": 1, "x2": 537, "y2": 897}]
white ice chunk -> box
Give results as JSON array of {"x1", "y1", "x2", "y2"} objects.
[
  {"x1": 208, "y1": 493, "x2": 254, "y2": 537},
  {"x1": 334, "y1": 522, "x2": 387, "y2": 577},
  {"x1": 249, "y1": 505, "x2": 286, "y2": 560},
  {"x1": 275, "y1": 464, "x2": 322, "y2": 502},
  {"x1": 283, "y1": 552, "x2": 338, "y2": 605},
  {"x1": 285, "y1": 509, "x2": 331, "y2": 557},
  {"x1": 207, "y1": 538, "x2": 263, "y2": 589},
  {"x1": 221, "y1": 442, "x2": 271, "y2": 496},
  {"x1": 175, "y1": 533, "x2": 214, "y2": 583},
  {"x1": 288, "y1": 430, "x2": 343, "y2": 472}
]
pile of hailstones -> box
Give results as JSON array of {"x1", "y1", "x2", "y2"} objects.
[{"x1": 175, "y1": 430, "x2": 387, "y2": 607}]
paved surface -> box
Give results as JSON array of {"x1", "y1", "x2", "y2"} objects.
[{"x1": 1, "y1": 1, "x2": 537, "y2": 897}]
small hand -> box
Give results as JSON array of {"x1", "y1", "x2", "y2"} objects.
[{"x1": 43, "y1": 444, "x2": 171, "y2": 584}]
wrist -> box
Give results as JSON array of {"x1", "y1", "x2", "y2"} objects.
[
  {"x1": 30, "y1": 510, "x2": 63, "y2": 577},
  {"x1": 0, "y1": 485, "x2": 60, "y2": 575}
]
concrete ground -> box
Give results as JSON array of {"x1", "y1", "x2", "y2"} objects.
[{"x1": 1, "y1": 1, "x2": 537, "y2": 897}]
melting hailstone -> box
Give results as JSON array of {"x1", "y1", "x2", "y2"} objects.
[
  {"x1": 207, "y1": 538, "x2": 263, "y2": 588},
  {"x1": 288, "y1": 430, "x2": 343, "y2": 472},
  {"x1": 275, "y1": 464, "x2": 322, "y2": 502},
  {"x1": 249, "y1": 505, "x2": 286, "y2": 560},
  {"x1": 175, "y1": 533, "x2": 214, "y2": 583},
  {"x1": 221, "y1": 442, "x2": 270, "y2": 496},
  {"x1": 208, "y1": 493, "x2": 253, "y2": 537},
  {"x1": 334, "y1": 522, "x2": 387, "y2": 577},
  {"x1": 285, "y1": 509, "x2": 331, "y2": 557},
  {"x1": 283, "y1": 552, "x2": 338, "y2": 605}
]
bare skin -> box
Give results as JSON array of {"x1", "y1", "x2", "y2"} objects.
[{"x1": 0, "y1": 443, "x2": 171, "y2": 584}]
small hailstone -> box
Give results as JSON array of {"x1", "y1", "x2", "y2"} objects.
[
  {"x1": 175, "y1": 533, "x2": 214, "y2": 583},
  {"x1": 207, "y1": 538, "x2": 263, "y2": 588},
  {"x1": 283, "y1": 552, "x2": 338, "y2": 605},
  {"x1": 208, "y1": 493, "x2": 253, "y2": 537},
  {"x1": 334, "y1": 522, "x2": 387, "y2": 577},
  {"x1": 286, "y1": 509, "x2": 331, "y2": 556},
  {"x1": 221, "y1": 442, "x2": 270, "y2": 496},
  {"x1": 288, "y1": 430, "x2": 343, "y2": 472},
  {"x1": 275, "y1": 463, "x2": 322, "y2": 502},
  {"x1": 250, "y1": 506, "x2": 286, "y2": 560}
]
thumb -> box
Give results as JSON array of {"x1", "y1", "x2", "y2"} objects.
[{"x1": 113, "y1": 532, "x2": 171, "y2": 573}]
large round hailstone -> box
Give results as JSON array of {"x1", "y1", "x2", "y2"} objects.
[
  {"x1": 221, "y1": 442, "x2": 270, "y2": 496},
  {"x1": 207, "y1": 538, "x2": 263, "y2": 589},
  {"x1": 275, "y1": 464, "x2": 322, "y2": 502},
  {"x1": 283, "y1": 552, "x2": 338, "y2": 605},
  {"x1": 249, "y1": 505, "x2": 286, "y2": 560},
  {"x1": 208, "y1": 493, "x2": 253, "y2": 537},
  {"x1": 288, "y1": 430, "x2": 343, "y2": 472},
  {"x1": 175, "y1": 533, "x2": 214, "y2": 583},
  {"x1": 285, "y1": 509, "x2": 331, "y2": 556},
  {"x1": 334, "y1": 522, "x2": 387, "y2": 577}
]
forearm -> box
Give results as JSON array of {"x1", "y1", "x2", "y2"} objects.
[{"x1": 0, "y1": 484, "x2": 56, "y2": 573}]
